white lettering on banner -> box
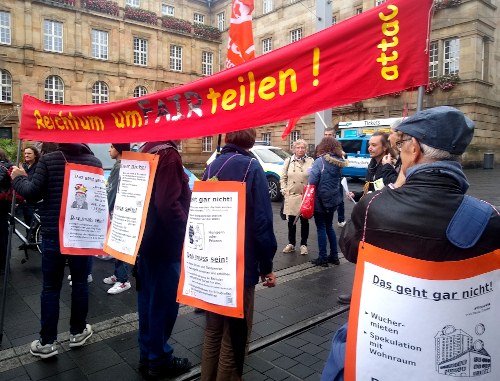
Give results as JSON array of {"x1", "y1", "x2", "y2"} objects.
[
  {"x1": 182, "y1": 192, "x2": 238, "y2": 307},
  {"x1": 63, "y1": 170, "x2": 108, "y2": 249},
  {"x1": 355, "y1": 262, "x2": 499, "y2": 380},
  {"x1": 106, "y1": 159, "x2": 149, "y2": 255}
]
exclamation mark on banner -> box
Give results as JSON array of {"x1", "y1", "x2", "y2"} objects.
[{"x1": 313, "y1": 47, "x2": 320, "y2": 86}]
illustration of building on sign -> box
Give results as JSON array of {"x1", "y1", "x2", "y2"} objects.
[{"x1": 435, "y1": 325, "x2": 491, "y2": 377}]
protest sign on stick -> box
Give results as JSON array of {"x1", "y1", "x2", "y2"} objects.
[
  {"x1": 59, "y1": 163, "x2": 109, "y2": 255},
  {"x1": 103, "y1": 151, "x2": 158, "y2": 265},
  {"x1": 345, "y1": 243, "x2": 500, "y2": 380},
  {"x1": 177, "y1": 181, "x2": 246, "y2": 318}
]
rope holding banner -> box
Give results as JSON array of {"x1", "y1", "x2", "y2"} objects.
[{"x1": 362, "y1": 191, "x2": 384, "y2": 249}]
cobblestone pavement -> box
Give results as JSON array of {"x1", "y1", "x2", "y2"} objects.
[{"x1": 0, "y1": 167, "x2": 498, "y2": 380}]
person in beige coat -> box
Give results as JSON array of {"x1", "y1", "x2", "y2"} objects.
[{"x1": 280, "y1": 139, "x2": 315, "y2": 255}]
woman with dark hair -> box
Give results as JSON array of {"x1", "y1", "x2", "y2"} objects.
[
  {"x1": 0, "y1": 148, "x2": 14, "y2": 274},
  {"x1": 22, "y1": 146, "x2": 40, "y2": 236},
  {"x1": 308, "y1": 137, "x2": 348, "y2": 267}
]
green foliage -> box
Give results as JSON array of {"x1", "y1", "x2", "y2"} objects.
[{"x1": 0, "y1": 140, "x2": 18, "y2": 163}]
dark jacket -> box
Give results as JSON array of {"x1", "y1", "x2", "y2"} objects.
[
  {"x1": 340, "y1": 171, "x2": 500, "y2": 264},
  {"x1": 0, "y1": 160, "x2": 14, "y2": 207},
  {"x1": 203, "y1": 144, "x2": 277, "y2": 287},
  {"x1": 12, "y1": 144, "x2": 102, "y2": 237},
  {"x1": 106, "y1": 160, "x2": 121, "y2": 214},
  {"x1": 22, "y1": 162, "x2": 38, "y2": 181},
  {"x1": 138, "y1": 141, "x2": 191, "y2": 263},
  {"x1": 308, "y1": 154, "x2": 347, "y2": 212},
  {"x1": 352, "y1": 158, "x2": 385, "y2": 202},
  {"x1": 378, "y1": 157, "x2": 401, "y2": 186}
]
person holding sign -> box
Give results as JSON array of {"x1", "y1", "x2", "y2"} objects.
[
  {"x1": 103, "y1": 143, "x2": 132, "y2": 295},
  {"x1": 333, "y1": 107, "x2": 500, "y2": 381},
  {"x1": 135, "y1": 140, "x2": 192, "y2": 378},
  {"x1": 201, "y1": 129, "x2": 277, "y2": 381},
  {"x1": 11, "y1": 144, "x2": 102, "y2": 358}
]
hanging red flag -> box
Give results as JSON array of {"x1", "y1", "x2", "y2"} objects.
[
  {"x1": 226, "y1": 0, "x2": 255, "y2": 69},
  {"x1": 282, "y1": 117, "x2": 301, "y2": 140}
]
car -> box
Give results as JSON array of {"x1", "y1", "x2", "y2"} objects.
[
  {"x1": 207, "y1": 144, "x2": 291, "y2": 202},
  {"x1": 337, "y1": 137, "x2": 371, "y2": 178},
  {"x1": 87, "y1": 143, "x2": 199, "y2": 190}
]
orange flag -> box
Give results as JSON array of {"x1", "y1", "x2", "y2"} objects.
[{"x1": 226, "y1": 0, "x2": 255, "y2": 69}]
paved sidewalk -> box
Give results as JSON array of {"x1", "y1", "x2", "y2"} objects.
[{"x1": 0, "y1": 167, "x2": 498, "y2": 380}]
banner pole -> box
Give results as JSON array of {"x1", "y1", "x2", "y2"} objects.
[
  {"x1": 416, "y1": 85, "x2": 425, "y2": 112},
  {"x1": 0, "y1": 138, "x2": 23, "y2": 345},
  {"x1": 216, "y1": 134, "x2": 222, "y2": 156},
  {"x1": 315, "y1": 112, "x2": 328, "y2": 129}
]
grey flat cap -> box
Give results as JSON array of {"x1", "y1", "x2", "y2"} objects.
[{"x1": 395, "y1": 106, "x2": 474, "y2": 155}]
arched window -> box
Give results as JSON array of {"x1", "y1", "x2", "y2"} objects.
[
  {"x1": 45, "y1": 75, "x2": 64, "y2": 104},
  {"x1": 133, "y1": 86, "x2": 147, "y2": 98},
  {"x1": 0, "y1": 70, "x2": 12, "y2": 103},
  {"x1": 92, "y1": 81, "x2": 109, "y2": 104}
]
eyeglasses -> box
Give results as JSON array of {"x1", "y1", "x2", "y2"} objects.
[{"x1": 395, "y1": 138, "x2": 413, "y2": 151}]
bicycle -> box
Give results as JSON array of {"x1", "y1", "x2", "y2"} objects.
[{"x1": 9, "y1": 210, "x2": 42, "y2": 264}]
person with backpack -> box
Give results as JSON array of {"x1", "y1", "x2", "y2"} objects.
[
  {"x1": 0, "y1": 148, "x2": 14, "y2": 275},
  {"x1": 22, "y1": 146, "x2": 40, "y2": 238}
]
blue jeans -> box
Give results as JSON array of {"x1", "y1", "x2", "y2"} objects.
[
  {"x1": 314, "y1": 209, "x2": 339, "y2": 261},
  {"x1": 137, "y1": 255, "x2": 181, "y2": 368},
  {"x1": 114, "y1": 260, "x2": 129, "y2": 283},
  {"x1": 40, "y1": 236, "x2": 90, "y2": 344},
  {"x1": 337, "y1": 201, "x2": 345, "y2": 223}
]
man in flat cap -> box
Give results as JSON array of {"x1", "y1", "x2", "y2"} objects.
[{"x1": 340, "y1": 106, "x2": 500, "y2": 264}]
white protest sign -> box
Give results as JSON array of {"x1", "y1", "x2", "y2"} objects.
[
  {"x1": 182, "y1": 191, "x2": 239, "y2": 307},
  {"x1": 346, "y1": 243, "x2": 500, "y2": 381},
  {"x1": 62, "y1": 167, "x2": 108, "y2": 250},
  {"x1": 106, "y1": 159, "x2": 149, "y2": 256}
]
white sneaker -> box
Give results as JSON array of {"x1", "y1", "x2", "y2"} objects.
[
  {"x1": 69, "y1": 324, "x2": 93, "y2": 348},
  {"x1": 69, "y1": 274, "x2": 93, "y2": 287},
  {"x1": 300, "y1": 245, "x2": 308, "y2": 255},
  {"x1": 107, "y1": 281, "x2": 131, "y2": 295},
  {"x1": 283, "y1": 244, "x2": 295, "y2": 253},
  {"x1": 30, "y1": 340, "x2": 58, "y2": 358},
  {"x1": 103, "y1": 275, "x2": 118, "y2": 285},
  {"x1": 338, "y1": 221, "x2": 346, "y2": 227}
]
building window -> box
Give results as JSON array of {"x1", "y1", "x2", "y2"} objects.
[
  {"x1": 356, "y1": 8, "x2": 363, "y2": 14},
  {"x1": 134, "y1": 86, "x2": 148, "y2": 98},
  {"x1": 290, "y1": 0, "x2": 297, "y2": 3},
  {"x1": 162, "y1": 4, "x2": 174, "y2": 16},
  {"x1": 290, "y1": 29, "x2": 302, "y2": 43},
  {"x1": 0, "y1": 11, "x2": 11, "y2": 45},
  {"x1": 92, "y1": 81, "x2": 109, "y2": 104},
  {"x1": 194, "y1": 13, "x2": 205, "y2": 24},
  {"x1": 376, "y1": 0, "x2": 387, "y2": 5},
  {"x1": 45, "y1": 75, "x2": 64, "y2": 104},
  {"x1": 263, "y1": 0, "x2": 273, "y2": 14},
  {"x1": 262, "y1": 132, "x2": 271, "y2": 144},
  {"x1": 202, "y1": 136, "x2": 212, "y2": 152},
  {"x1": 170, "y1": 45, "x2": 182, "y2": 72},
  {"x1": 263, "y1": 38, "x2": 272, "y2": 54},
  {"x1": 134, "y1": 38, "x2": 147, "y2": 66},
  {"x1": 289, "y1": 130, "x2": 300, "y2": 150},
  {"x1": 429, "y1": 42, "x2": 438, "y2": 78},
  {"x1": 126, "y1": 0, "x2": 139, "y2": 7},
  {"x1": 217, "y1": 12, "x2": 225, "y2": 31},
  {"x1": 92, "y1": 30, "x2": 108, "y2": 60},
  {"x1": 0, "y1": 70, "x2": 12, "y2": 103},
  {"x1": 44, "y1": 20, "x2": 63, "y2": 53},
  {"x1": 202, "y1": 52, "x2": 213, "y2": 76},
  {"x1": 444, "y1": 38, "x2": 459, "y2": 75},
  {"x1": 332, "y1": 16, "x2": 337, "y2": 25},
  {"x1": 177, "y1": 140, "x2": 183, "y2": 151}
]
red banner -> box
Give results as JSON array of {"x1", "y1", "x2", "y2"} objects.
[
  {"x1": 226, "y1": 0, "x2": 255, "y2": 69},
  {"x1": 20, "y1": 0, "x2": 433, "y2": 144}
]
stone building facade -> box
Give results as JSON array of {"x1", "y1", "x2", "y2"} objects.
[
  {"x1": 1, "y1": 0, "x2": 499, "y2": 165},
  {"x1": 0, "y1": 0, "x2": 223, "y2": 162}
]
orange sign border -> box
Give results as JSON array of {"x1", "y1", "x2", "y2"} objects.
[
  {"x1": 103, "y1": 151, "x2": 159, "y2": 265},
  {"x1": 177, "y1": 181, "x2": 246, "y2": 318},
  {"x1": 59, "y1": 163, "x2": 109, "y2": 255},
  {"x1": 345, "y1": 242, "x2": 500, "y2": 381}
]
